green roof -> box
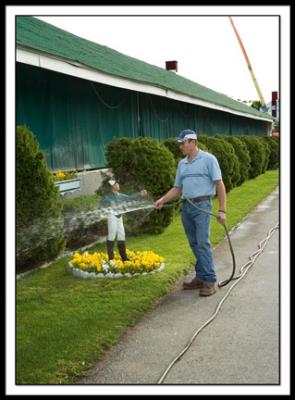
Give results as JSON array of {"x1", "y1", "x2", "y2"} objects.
[{"x1": 16, "y1": 16, "x2": 272, "y2": 121}]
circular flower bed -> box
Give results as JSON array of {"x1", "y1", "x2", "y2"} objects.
[{"x1": 67, "y1": 249, "x2": 165, "y2": 279}]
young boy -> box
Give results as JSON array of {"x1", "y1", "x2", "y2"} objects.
[{"x1": 99, "y1": 179, "x2": 147, "y2": 261}]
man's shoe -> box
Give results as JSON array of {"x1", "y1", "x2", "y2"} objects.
[
  {"x1": 199, "y1": 284, "x2": 216, "y2": 296},
  {"x1": 182, "y1": 277, "x2": 205, "y2": 290}
]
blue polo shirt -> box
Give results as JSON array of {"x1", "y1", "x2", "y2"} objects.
[{"x1": 174, "y1": 150, "x2": 222, "y2": 198}]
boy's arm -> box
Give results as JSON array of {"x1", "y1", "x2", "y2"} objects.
[{"x1": 98, "y1": 195, "x2": 109, "y2": 208}]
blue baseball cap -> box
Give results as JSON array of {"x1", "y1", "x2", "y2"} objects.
[{"x1": 176, "y1": 129, "x2": 198, "y2": 142}]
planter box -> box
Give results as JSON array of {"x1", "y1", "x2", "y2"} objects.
[{"x1": 54, "y1": 178, "x2": 81, "y2": 195}]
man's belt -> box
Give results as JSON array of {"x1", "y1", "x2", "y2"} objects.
[{"x1": 184, "y1": 195, "x2": 211, "y2": 203}]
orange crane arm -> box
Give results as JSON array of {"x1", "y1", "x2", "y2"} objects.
[{"x1": 228, "y1": 16, "x2": 266, "y2": 107}]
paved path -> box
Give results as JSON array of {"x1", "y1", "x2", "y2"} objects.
[{"x1": 79, "y1": 188, "x2": 279, "y2": 385}]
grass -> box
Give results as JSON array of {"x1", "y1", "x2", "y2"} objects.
[{"x1": 16, "y1": 170, "x2": 279, "y2": 384}]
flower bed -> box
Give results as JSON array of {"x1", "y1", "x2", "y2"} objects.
[
  {"x1": 67, "y1": 249, "x2": 165, "y2": 278},
  {"x1": 53, "y1": 170, "x2": 80, "y2": 195},
  {"x1": 53, "y1": 170, "x2": 78, "y2": 181}
]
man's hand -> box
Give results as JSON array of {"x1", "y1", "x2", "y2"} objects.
[
  {"x1": 154, "y1": 187, "x2": 181, "y2": 210},
  {"x1": 216, "y1": 211, "x2": 226, "y2": 225},
  {"x1": 154, "y1": 198, "x2": 164, "y2": 209}
]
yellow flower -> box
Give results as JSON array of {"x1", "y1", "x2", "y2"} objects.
[
  {"x1": 96, "y1": 264, "x2": 102, "y2": 272},
  {"x1": 53, "y1": 169, "x2": 78, "y2": 181},
  {"x1": 54, "y1": 171, "x2": 66, "y2": 180},
  {"x1": 69, "y1": 249, "x2": 164, "y2": 275}
]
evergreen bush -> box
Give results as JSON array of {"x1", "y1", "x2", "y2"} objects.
[
  {"x1": 198, "y1": 135, "x2": 239, "y2": 192},
  {"x1": 258, "y1": 138, "x2": 271, "y2": 173},
  {"x1": 238, "y1": 136, "x2": 266, "y2": 178},
  {"x1": 262, "y1": 136, "x2": 279, "y2": 169},
  {"x1": 105, "y1": 136, "x2": 176, "y2": 234},
  {"x1": 222, "y1": 136, "x2": 251, "y2": 185},
  {"x1": 16, "y1": 125, "x2": 65, "y2": 272},
  {"x1": 214, "y1": 136, "x2": 241, "y2": 189}
]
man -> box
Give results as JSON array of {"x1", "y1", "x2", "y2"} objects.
[{"x1": 154, "y1": 129, "x2": 226, "y2": 296}]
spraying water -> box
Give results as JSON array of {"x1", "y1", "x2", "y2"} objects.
[{"x1": 16, "y1": 193, "x2": 157, "y2": 258}]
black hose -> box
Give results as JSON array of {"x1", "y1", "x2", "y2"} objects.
[
  {"x1": 162, "y1": 198, "x2": 236, "y2": 287},
  {"x1": 217, "y1": 223, "x2": 236, "y2": 287}
]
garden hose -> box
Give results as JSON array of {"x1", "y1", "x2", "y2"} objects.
[
  {"x1": 162, "y1": 198, "x2": 236, "y2": 288},
  {"x1": 157, "y1": 222, "x2": 279, "y2": 384}
]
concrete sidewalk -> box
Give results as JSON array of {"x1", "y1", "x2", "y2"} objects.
[{"x1": 79, "y1": 188, "x2": 279, "y2": 385}]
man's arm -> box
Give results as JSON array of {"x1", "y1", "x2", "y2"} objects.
[
  {"x1": 214, "y1": 179, "x2": 226, "y2": 224},
  {"x1": 154, "y1": 187, "x2": 182, "y2": 209}
]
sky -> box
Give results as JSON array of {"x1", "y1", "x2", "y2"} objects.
[{"x1": 36, "y1": 14, "x2": 279, "y2": 105}]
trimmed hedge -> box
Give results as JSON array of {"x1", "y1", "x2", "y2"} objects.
[
  {"x1": 198, "y1": 135, "x2": 240, "y2": 192},
  {"x1": 214, "y1": 136, "x2": 241, "y2": 189},
  {"x1": 238, "y1": 136, "x2": 267, "y2": 179},
  {"x1": 262, "y1": 137, "x2": 280, "y2": 169},
  {"x1": 16, "y1": 125, "x2": 65, "y2": 272},
  {"x1": 221, "y1": 136, "x2": 251, "y2": 186},
  {"x1": 259, "y1": 139, "x2": 271, "y2": 173},
  {"x1": 105, "y1": 137, "x2": 176, "y2": 234}
]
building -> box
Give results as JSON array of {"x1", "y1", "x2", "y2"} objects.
[{"x1": 16, "y1": 16, "x2": 273, "y2": 193}]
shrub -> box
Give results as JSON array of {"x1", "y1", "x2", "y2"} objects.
[
  {"x1": 16, "y1": 125, "x2": 65, "y2": 272},
  {"x1": 222, "y1": 136, "x2": 251, "y2": 185},
  {"x1": 238, "y1": 136, "x2": 266, "y2": 178},
  {"x1": 105, "y1": 136, "x2": 176, "y2": 234},
  {"x1": 262, "y1": 137, "x2": 280, "y2": 169},
  {"x1": 197, "y1": 135, "x2": 211, "y2": 145},
  {"x1": 214, "y1": 136, "x2": 241, "y2": 189},
  {"x1": 258, "y1": 138, "x2": 271, "y2": 173},
  {"x1": 162, "y1": 138, "x2": 182, "y2": 167},
  {"x1": 197, "y1": 142, "x2": 209, "y2": 152},
  {"x1": 198, "y1": 135, "x2": 240, "y2": 192}
]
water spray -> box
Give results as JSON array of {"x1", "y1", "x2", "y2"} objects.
[
  {"x1": 17, "y1": 192, "x2": 236, "y2": 288},
  {"x1": 16, "y1": 195, "x2": 157, "y2": 258}
]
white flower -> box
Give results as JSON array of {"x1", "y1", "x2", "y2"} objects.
[
  {"x1": 108, "y1": 260, "x2": 117, "y2": 268},
  {"x1": 102, "y1": 262, "x2": 109, "y2": 272}
]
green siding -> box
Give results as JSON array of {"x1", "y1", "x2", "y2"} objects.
[
  {"x1": 17, "y1": 63, "x2": 138, "y2": 169},
  {"x1": 17, "y1": 63, "x2": 268, "y2": 170}
]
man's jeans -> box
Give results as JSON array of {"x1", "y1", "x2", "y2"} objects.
[{"x1": 181, "y1": 199, "x2": 216, "y2": 285}]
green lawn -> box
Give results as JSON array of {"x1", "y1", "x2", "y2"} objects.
[{"x1": 16, "y1": 170, "x2": 279, "y2": 384}]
